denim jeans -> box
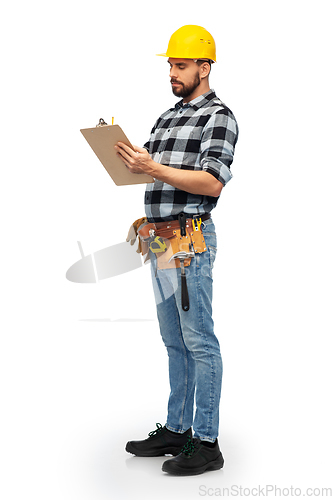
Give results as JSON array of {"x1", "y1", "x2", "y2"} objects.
[{"x1": 150, "y1": 219, "x2": 222, "y2": 443}]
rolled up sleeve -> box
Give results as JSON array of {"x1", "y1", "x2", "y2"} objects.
[{"x1": 200, "y1": 109, "x2": 239, "y2": 186}]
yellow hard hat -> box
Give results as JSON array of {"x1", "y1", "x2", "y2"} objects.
[{"x1": 157, "y1": 25, "x2": 216, "y2": 63}]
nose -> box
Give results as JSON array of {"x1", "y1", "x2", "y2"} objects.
[{"x1": 169, "y1": 66, "x2": 177, "y2": 80}]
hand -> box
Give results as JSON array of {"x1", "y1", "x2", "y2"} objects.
[{"x1": 114, "y1": 142, "x2": 153, "y2": 174}]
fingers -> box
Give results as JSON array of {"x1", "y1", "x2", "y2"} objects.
[
  {"x1": 116, "y1": 142, "x2": 135, "y2": 156},
  {"x1": 114, "y1": 143, "x2": 129, "y2": 161},
  {"x1": 132, "y1": 145, "x2": 146, "y2": 154},
  {"x1": 114, "y1": 142, "x2": 151, "y2": 175},
  {"x1": 115, "y1": 142, "x2": 139, "y2": 166},
  {"x1": 115, "y1": 145, "x2": 142, "y2": 174},
  {"x1": 115, "y1": 144, "x2": 132, "y2": 166}
]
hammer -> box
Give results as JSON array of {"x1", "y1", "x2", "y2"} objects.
[{"x1": 169, "y1": 250, "x2": 195, "y2": 311}]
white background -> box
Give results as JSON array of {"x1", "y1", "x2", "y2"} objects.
[{"x1": 1, "y1": 1, "x2": 332, "y2": 499}]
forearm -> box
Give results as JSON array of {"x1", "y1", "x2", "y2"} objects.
[{"x1": 147, "y1": 160, "x2": 223, "y2": 197}]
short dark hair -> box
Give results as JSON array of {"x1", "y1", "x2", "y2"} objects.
[
  {"x1": 195, "y1": 59, "x2": 212, "y2": 76},
  {"x1": 195, "y1": 59, "x2": 212, "y2": 67}
]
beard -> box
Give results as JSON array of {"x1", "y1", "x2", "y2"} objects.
[{"x1": 171, "y1": 71, "x2": 201, "y2": 99}]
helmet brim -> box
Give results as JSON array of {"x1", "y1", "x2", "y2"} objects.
[{"x1": 156, "y1": 52, "x2": 216, "y2": 62}]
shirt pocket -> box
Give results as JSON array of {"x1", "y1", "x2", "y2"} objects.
[{"x1": 163, "y1": 127, "x2": 194, "y2": 167}]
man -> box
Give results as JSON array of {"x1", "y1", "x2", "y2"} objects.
[{"x1": 115, "y1": 25, "x2": 238, "y2": 476}]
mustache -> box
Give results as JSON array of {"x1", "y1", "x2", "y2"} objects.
[{"x1": 171, "y1": 79, "x2": 183, "y2": 85}]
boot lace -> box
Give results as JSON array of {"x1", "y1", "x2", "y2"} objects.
[
  {"x1": 181, "y1": 436, "x2": 198, "y2": 456},
  {"x1": 148, "y1": 423, "x2": 164, "y2": 437}
]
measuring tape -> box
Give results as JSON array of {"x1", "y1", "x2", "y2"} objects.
[{"x1": 149, "y1": 236, "x2": 167, "y2": 254}]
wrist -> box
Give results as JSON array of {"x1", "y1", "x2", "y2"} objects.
[{"x1": 146, "y1": 158, "x2": 162, "y2": 178}]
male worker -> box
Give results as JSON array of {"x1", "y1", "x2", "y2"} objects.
[{"x1": 115, "y1": 25, "x2": 238, "y2": 476}]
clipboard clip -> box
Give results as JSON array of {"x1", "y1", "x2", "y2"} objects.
[{"x1": 96, "y1": 118, "x2": 108, "y2": 127}]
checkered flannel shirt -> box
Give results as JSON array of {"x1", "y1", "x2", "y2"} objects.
[{"x1": 143, "y1": 89, "x2": 239, "y2": 223}]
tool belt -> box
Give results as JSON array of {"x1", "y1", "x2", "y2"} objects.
[{"x1": 137, "y1": 213, "x2": 210, "y2": 270}]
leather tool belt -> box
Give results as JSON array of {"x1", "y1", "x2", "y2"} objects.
[{"x1": 138, "y1": 213, "x2": 210, "y2": 270}]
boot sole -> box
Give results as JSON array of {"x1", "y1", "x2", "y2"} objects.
[
  {"x1": 162, "y1": 452, "x2": 224, "y2": 476},
  {"x1": 125, "y1": 442, "x2": 182, "y2": 457}
]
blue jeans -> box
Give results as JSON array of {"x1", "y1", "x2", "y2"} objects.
[{"x1": 150, "y1": 219, "x2": 222, "y2": 443}]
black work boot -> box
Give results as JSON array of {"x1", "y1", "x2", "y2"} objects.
[
  {"x1": 125, "y1": 423, "x2": 192, "y2": 457},
  {"x1": 162, "y1": 436, "x2": 224, "y2": 475}
]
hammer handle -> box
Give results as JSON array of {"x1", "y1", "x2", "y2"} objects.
[{"x1": 181, "y1": 273, "x2": 190, "y2": 311}]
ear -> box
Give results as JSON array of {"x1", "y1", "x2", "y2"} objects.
[{"x1": 199, "y1": 61, "x2": 211, "y2": 79}]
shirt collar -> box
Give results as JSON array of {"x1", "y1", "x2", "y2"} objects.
[{"x1": 175, "y1": 89, "x2": 217, "y2": 111}]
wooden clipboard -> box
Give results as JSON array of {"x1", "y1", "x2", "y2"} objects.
[{"x1": 80, "y1": 121, "x2": 154, "y2": 186}]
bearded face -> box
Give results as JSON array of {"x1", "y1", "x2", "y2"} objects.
[{"x1": 171, "y1": 71, "x2": 201, "y2": 99}]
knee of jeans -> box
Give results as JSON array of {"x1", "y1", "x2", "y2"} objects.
[
  {"x1": 182, "y1": 321, "x2": 220, "y2": 355},
  {"x1": 181, "y1": 333, "x2": 204, "y2": 356}
]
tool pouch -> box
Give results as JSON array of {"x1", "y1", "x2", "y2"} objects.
[{"x1": 137, "y1": 217, "x2": 207, "y2": 270}]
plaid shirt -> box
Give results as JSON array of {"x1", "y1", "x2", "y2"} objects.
[{"x1": 143, "y1": 89, "x2": 239, "y2": 223}]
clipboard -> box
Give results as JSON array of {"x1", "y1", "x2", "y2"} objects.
[{"x1": 80, "y1": 119, "x2": 154, "y2": 186}]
